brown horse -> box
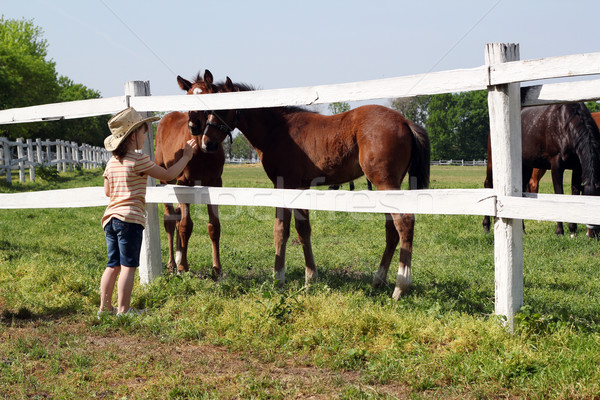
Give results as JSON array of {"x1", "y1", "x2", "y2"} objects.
[
  {"x1": 483, "y1": 104, "x2": 600, "y2": 235},
  {"x1": 187, "y1": 71, "x2": 430, "y2": 299},
  {"x1": 154, "y1": 71, "x2": 225, "y2": 277},
  {"x1": 527, "y1": 111, "x2": 600, "y2": 237}
]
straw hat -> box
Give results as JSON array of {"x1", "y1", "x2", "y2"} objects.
[{"x1": 104, "y1": 107, "x2": 159, "y2": 151}]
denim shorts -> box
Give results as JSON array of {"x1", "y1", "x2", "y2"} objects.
[{"x1": 104, "y1": 218, "x2": 144, "y2": 268}]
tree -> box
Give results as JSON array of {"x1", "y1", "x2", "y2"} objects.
[
  {"x1": 390, "y1": 95, "x2": 431, "y2": 128},
  {"x1": 586, "y1": 101, "x2": 600, "y2": 113},
  {"x1": 230, "y1": 133, "x2": 255, "y2": 160},
  {"x1": 426, "y1": 91, "x2": 489, "y2": 160},
  {"x1": 392, "y1": 91, "x2": 489, "y2": 160},
  {"x1": 0, "y1": 17, "x2": 109, "y2": 146},
  {"x1": 328, "y1": 102, "x2": 350, "y2": 115}
]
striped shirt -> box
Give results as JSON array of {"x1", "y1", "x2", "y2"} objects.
[{"x1": 101, "y1": 152, "x2": 154, "y2": 228}]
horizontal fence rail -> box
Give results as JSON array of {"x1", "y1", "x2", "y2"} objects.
[
  {"x1": 3, "y1": 185, "x2": 600, "y2": 227},
  {"x1": 0, "y1": 137, "x2": 109, "y2": 183}
]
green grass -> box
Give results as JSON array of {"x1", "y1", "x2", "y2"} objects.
[{"x1": 1, "y1": 165, "x2": 600, "y2": 398}]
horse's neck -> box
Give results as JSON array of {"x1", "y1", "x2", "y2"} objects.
[{"x1": 237, "y1": 109, "x2": 280, "y2": 153}]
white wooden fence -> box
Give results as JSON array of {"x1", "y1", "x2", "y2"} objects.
[
  {"x1": 431, "y1": 159, "x2": 487, "y2": 166},
  {"x1": 0, "y1": 137, "x2": 109, "y2": 183},
  {"x1": 1, "y1": 43, "x2": 600, "y2": 327}
]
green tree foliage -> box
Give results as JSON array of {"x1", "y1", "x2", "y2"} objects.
[
  {"x1": 328, "y1": 102, "x2": 350, "y2": 115},
  {"x1": 391, "y1": 95, "x2": 431, "y2": 128},
  {"x1": 586, "y1": 101, "x2": 600, "y2": 113},
  {"x1": 230, "y1": 133, "x2": 255, "y2": 160},
  {"x1": 0, "y1": 17, "x2": 109, "y2": 146},
  {"x1": 391, "y1": 91, "x2": 489, "y2": 160},
  {"x1": 426, "y1": 91, "x2": 489, "y2": 160}
]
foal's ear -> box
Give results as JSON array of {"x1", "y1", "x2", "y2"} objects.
[
  {"x1": 225, "y1": 77, "x2": 236, "y2": 92},
  {"x1": 177, "y1": 76, "x2": 193, "y2": 91},
  {"x1": 204, "y1": 69, "x2": 214, "y2": 85}
]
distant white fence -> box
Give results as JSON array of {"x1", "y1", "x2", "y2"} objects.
[
  {"x1": 430, "y1": 159, "x2": 487, "y2": 167},
  {"x1": 1, "y1": 44, "x2": 600, "y2": 326},
  {"x1": 0, "y1": 137, "x2": 109, "y2": 183}
]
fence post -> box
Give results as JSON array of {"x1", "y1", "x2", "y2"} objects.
[
  {"x1": 485, "y1": 43, "x2": 524, "y2": 329},
  {"x1": 1, "y1": 138, "x2": 10, "y2": 183},
  {"x1": 16, "y1": 138, "x2": 25, "y2": 183},
  {"x1": 35, "y1": 139, "x2": 43, "y2": 165},
  {"x1": 124, "y1": 80, "x2": 162, "y2": 285},
  {"x1": 26, "y1": 139, "x2": 35, "y2": 181}
]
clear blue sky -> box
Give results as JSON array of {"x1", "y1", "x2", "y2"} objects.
[{"x1": 2, "y1": 0, "x2": 599, "y2": 103}]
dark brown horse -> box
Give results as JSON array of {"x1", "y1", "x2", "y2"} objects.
[
  {"x1": 154, "y1": 71, "x2": 224, "y2": 277},
  {"x1": 483, "y1": 104, "x2": 600, "y2": 235},
  {"x1": 187, "y1": 71, "x2": 430, "y2": 299},
  {"x1": 527, "y1": 111, "x2": 600, "y2": 237}
]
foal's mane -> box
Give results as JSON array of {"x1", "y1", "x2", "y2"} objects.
[{"x1": 209, "y1": 77, "x2": 316, "y2": 115}]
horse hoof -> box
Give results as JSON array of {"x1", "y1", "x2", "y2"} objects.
[
  {"x1": 211, "y1": 266, "x2": 222, "y2": 281},
  {"x1": 274, "y1": 270, "x2": 286, "y2": 286},
  {"x1": 177, "y1": 265, "x2": 189, "y2": 274},
  {"x1": 372, "y1": 269, "x2": 388, "y2": 289},
  {"x1": 305, "y1": 269, "x2": 318, "y2": 286},
  {"x1": 166, "y1": 262, "x2": 177, "y2": 274},
  {"x1": 392, "y1": 279, "x2": 411, "y2": 300}
]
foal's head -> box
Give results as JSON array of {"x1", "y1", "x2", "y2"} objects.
[
  {"x1": 177, "y1": 70, "x2": 240, "y2": 153},
  {"x1": 176, "y1": 69, "x2": 216, "y2": 136},
  {"x1": 197, "y1": 74, "x2": 241, "y2": 153}
]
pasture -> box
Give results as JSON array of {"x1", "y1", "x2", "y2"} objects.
[{"x1": 1, "y1": 164, "x2": 600, "y2": 399}]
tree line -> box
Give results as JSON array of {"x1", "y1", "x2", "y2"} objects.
[{"x1": 0, "y1": 16, "x2": 109, "y2": 147}]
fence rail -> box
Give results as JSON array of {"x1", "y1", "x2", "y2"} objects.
[
  {"x1": 430, "y1": 159, "x2": 487, "y2": 166},
  {"x1": 0, "y1": 137, "x2": 110, "y2": 183}
]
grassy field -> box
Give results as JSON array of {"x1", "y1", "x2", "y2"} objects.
[{"x1": 1, "y1": 164, "x2": 600, "y2": 399}]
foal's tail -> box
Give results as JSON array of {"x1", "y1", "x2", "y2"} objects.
[{"x1": 407, "y1": 121, "x2": 431, "y2": 190}]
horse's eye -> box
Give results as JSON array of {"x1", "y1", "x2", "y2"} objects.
[{"x1": 188, "y1": 121, "x2": 194, "y2": 127}]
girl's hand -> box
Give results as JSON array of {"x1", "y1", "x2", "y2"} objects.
[{"x1": 183, "y1": 139, "x2": 198, "y2": 160}]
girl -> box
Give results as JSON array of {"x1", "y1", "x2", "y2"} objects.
[{"x1": 99, "y1": 107, "x2": 197, "y2": 317}]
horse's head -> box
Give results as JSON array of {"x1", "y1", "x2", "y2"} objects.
[
  {"x1": 199, "y1": 76, "x2": 241, "y2": 153},
  {"x1": 177, "y1": 70, "x2": 216, "y2": 137}
]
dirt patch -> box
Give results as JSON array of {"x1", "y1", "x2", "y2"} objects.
[{"x1": 1, "y1": 318, "x2": 411, "y2": 399}]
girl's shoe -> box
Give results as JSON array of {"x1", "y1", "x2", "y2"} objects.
[
  {"x1": 116, "y1": 308, "x2": 146, "y2": 317},
  {"x1": 96, "y1": 309, "x2": 116, "y2": 319}
]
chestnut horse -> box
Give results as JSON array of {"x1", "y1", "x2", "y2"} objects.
[
  {"x1": 154, "y1": 71, "x2": 224, "y2": 277},
  {"x1": 188, "y1": 71, "x2": 430, "y2": 300},
  {"x1": 483, "y1": 104, "x2": 600, "y2": 235},
  {"x1": 527, "y1": 111, "x2": 600, "y2": 237}
]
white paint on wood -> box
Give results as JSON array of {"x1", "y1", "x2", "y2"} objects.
[
  {"x1": 521, "y1": 78, "x2": 600, "y2": 107},
  {"x1": 485, "y1": 43, "x2": 524, "y2": 328},
  {"x1": 0, "y1": 96, "x2": 128, "y2": 124},
  {"x1": 490, "y1": 52, "x2": 600, "y2": 85},
  {"x1": 2, "y1": 185, "x2": 599, "y2": 225}
]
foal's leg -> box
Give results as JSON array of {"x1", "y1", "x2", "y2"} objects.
[
  {"x1": 273, "y1": 207, "x2": 292, "y2": 285},
  {"x1": 391, "y1": 213, "x2": 415, "y2": 300},
  {"x1": 294, "y1": 208, "x2": 317, "y2": 285},
  {"x1": 163, "y1": 204, "x2": 180, "y2": 274},
  {"x1": 207, "y1": 204, "x2": 222, "y2": 279},
  {"x1": 372, "y1": 213, "x2": 400, "y2": 289},
  {"x1": 177, "y1": 203, "x2": 194, "y2": 273}
]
